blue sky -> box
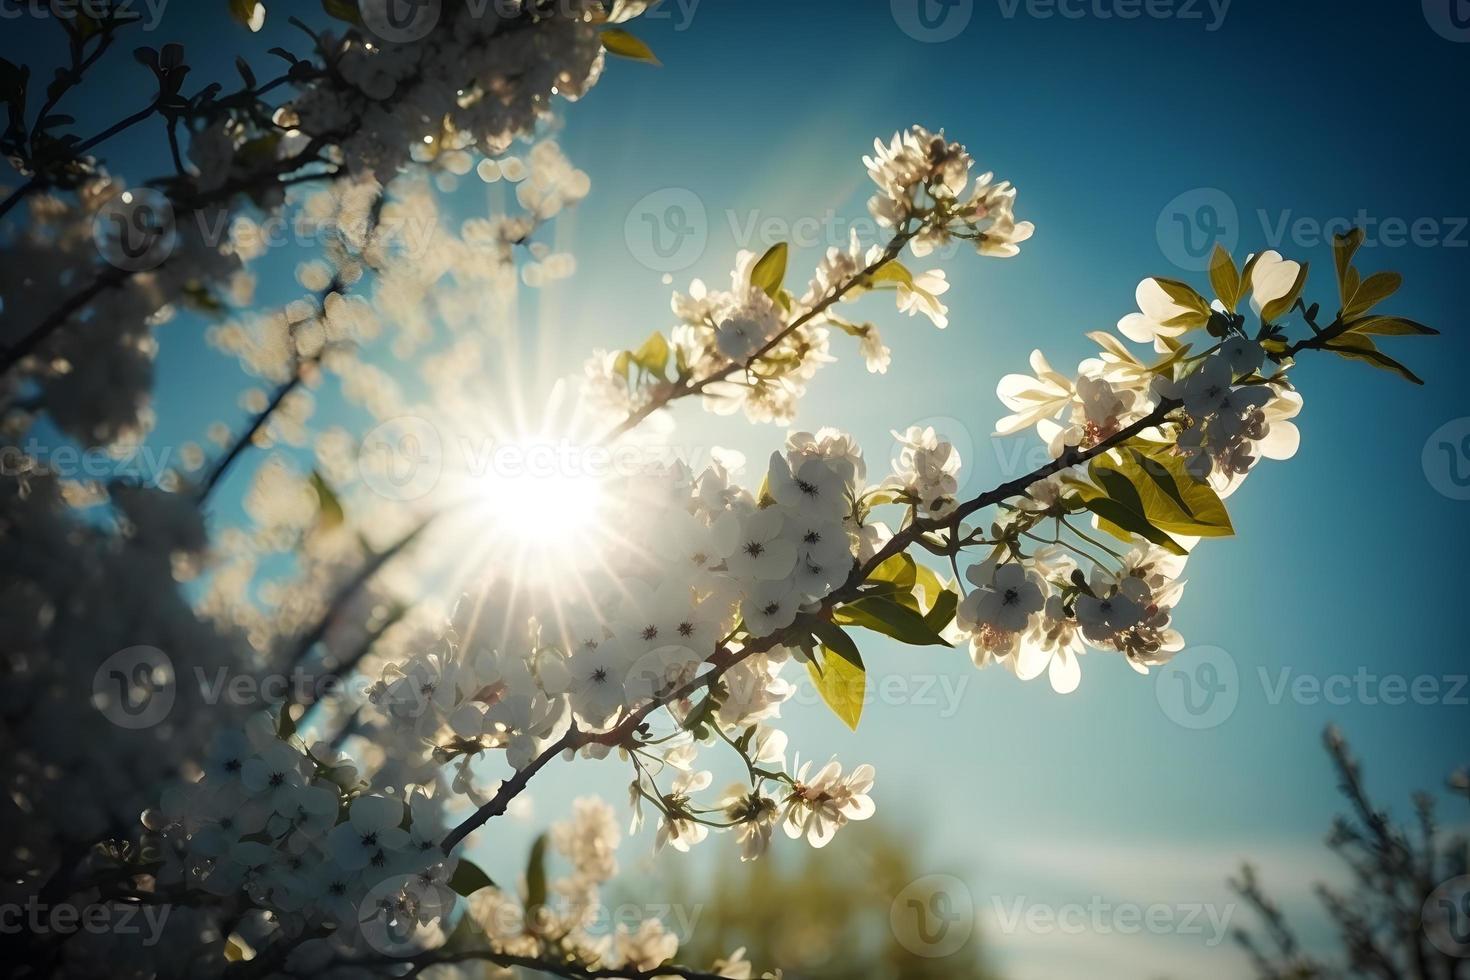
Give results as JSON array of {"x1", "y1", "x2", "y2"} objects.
[{"x1": 6, "y1": 1, "x2": 1469, "y2": 976}]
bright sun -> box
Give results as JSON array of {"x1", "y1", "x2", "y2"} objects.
[{"x1": 468, "y1": 441, "x2": 610, "y2": 581}]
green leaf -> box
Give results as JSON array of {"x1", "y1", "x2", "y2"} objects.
[
  {"x1": 1346, "y1": 315, "x2": 1439, "y2": 337},
  {"x1": 749, "y1": 242, "x2": 788, "y2": 300},
  {"x1": 525, "y1": 834, "x2": 548, "y2": 911},
  {"x1": 1208, "y1": 245, "x2": 1241, "y2": 312},
  {"x1": 802, "y1": 622, "x2": 865, "y2": 731},
  {"x1": 1093, "y1": 446, "x2": 1234, "y2": 538},
  {"x1": 601, "y1": 28, "x2": 661, "y2": 65},
  {"x1": 632, "y1": 331, "x2": 670, "y2": 379},
  {"x1": 869, "y1": 260, "x2": 913, "y2": 287},
  {"x1": 310, "y1": 470, "x2": 345, "y2": 530},
  {"x1": 923, "y1": 588, "x2": 959, "y2": 634},
  {"x1": 1343, "y1": 270, "x2": 1402, "y2": 320},
  {"x1": 865, "y1": 552, "x2": 918, "y2": 605},
  {"x1": 1332, "y1": 228, "x2": 1365, "y2": 307},
  {"x1": 1324, "y1": 334, "x2": 1425, "y2": 385},
  {"x1": 835, "y1": 596, "x2": 952, "y2": 647},
  {"x1": 276, "y1": 703, "x2": 296, "y2": 739},
  {"x1": 1077, "y1": 495, "x2": 1187, "y2": 556},
  {"x1": 449, "y1": 859, "x2": 496, "y2": 896},
  {"x1": 321, "y1": 0, "x2": 362, "y2": 25}
]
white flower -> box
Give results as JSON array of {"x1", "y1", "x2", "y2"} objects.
[
  {"x1": 718, "y1": 507, "x2": 798, "y2": 582},
  {"x1": 888, "y1": 425, "x2": 961, "y2": 516},
  {"x1": 1247, "y1": 250, "x2": 1302, "y2": 319},
  {"x1": 1118, "y1": 278, "x2": 1203, "y2": 348},
  {"x1": 782, "y1": 759, "x2": 875, "y2": 848},
  {"x1": 326, "y1": 795, "x2": 409, "y2": 873},
  {"x1": 614, "y1": 919, "x2": 680, "y2": 972},
  {"x1": 858, "y1": 326, "x2": 891, "y2": 374},
  {"x1": 654, "y1": 769, "x2": 712, "y2": 853},
  {"x1": 241, "y1": 740, "x2": 307, "y2": 812},
  {"x1": 767, "y1": 451, "x2": 850, "y2": 522},
  {"x1": 959, "y1": 560, "x2": 1045, "y2": 635},
  {"x1": 566, "y1": 642, "x2": 631, "y2": 728},
  {"x1": 895, "y1": 269, "x2": 949, "y2": 328},
  {"x1": 741, "y1": 578, "x2": 800, "y2": 638},
  {"x1": 994, "y1": 350, "x2": 1076, "y2": 436},
  {"x1": 1015, "y1": 594, "x2": 1086, "y2": 694}
]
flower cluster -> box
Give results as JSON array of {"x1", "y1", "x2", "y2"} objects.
[
  {"x1": 864, "y1": 124, "x2": 1034, "y2": 258},
  {"x1": 585, "y1": 126, "x2": 1031, "y2": 426},
  {"x1": 144, "y1": 714, "x2": 460, "y2": 952}
]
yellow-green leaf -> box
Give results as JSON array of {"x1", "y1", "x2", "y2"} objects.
[
  {"x1": 835, "y1": 596, "x2": 952, "y2": 647},
  {"x1": 1208, "y1": 245, "x2": 1241, "y2": 312},
  {"x1": 632, "y1": 331, "x2": 670, "y2": 379},
  {"x1": 321, "y1": 0, "x2": 361, "y2": 26},
  {"x1": 750, "y1": 242, "x2": 788, "y2": 300},
  {"x1": 804, "y1": 621, "x2": 865, "y2": 731},
  {"x1": 1346, "y1": 315, "x2": 1439, "y2": 337},
  {"x1": 601, "y1": 28, "x2": 661, "y2": 65},
  {"x1": 1343, "y1": 271, "x2": 1402, "y2": 320},
  {"x1": 310, "y1": 470, "x2": 345, "y2": 530},
  {"x1": 1332, "y1": 228, "x2": 1364, "y2": 307}
]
